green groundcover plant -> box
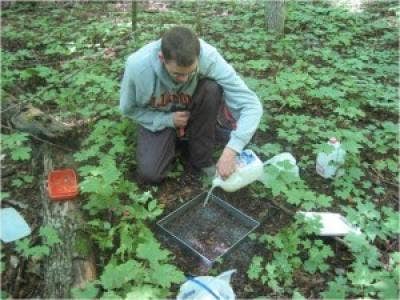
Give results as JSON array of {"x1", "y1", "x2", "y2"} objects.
[{"x1": 1, "y1": 1, "x2": 398, "y2": 298}]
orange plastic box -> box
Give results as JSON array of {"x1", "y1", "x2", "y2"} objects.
[{"x1": 48, "y1": 169, "x2": 79, "y2": 201}]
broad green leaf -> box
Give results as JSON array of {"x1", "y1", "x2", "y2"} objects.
[
  {"x1": 292, "y1": 290, "x2": 307, "y2": 300},
  {"x1": 247, "y1": 256, "x2": 263, "y2": 280},
  {"x1": 15, "y1": 238, "x2": 50, "y2": 259},
  {"x1": 348, "y1": 263, "x2": 376, "y2": 286},
  {"x1": 125, "y1": 285, "x2": 163, "y2": 300},
  {"x1": 101, "y1": 290, "x2": 122, "y2": 299},
  {"x1": 100, "y1": 260, "x2": 142, "y2": 290},
  {"x1": 373, "y1": 278, "x2": 399, "y2": 300},
  {"x1": 0, "y1": 192, "x2": 10, "y2": 201},
  {"x1": 11, "y1": 147, "x2": 31, "y2": 161},
  {"x1": 149, "y1": 262, "x2": 185, "y2": 288},
  {"x1": 71, "y1": 282, "x2": 99, "y2": 299},
  {"x1": 40, "y1": 225, "x2": 62, "y2": 246},
  {"x1": 320, "y1": 276, "x2": 348, "y2": 299},
  {"x1": 136, "y1": 240, "x2": 169, "y2": 263}
]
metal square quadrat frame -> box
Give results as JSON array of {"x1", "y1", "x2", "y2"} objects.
[{"x1": 157, "y1": 192, "x2": 260, "y2": 264}]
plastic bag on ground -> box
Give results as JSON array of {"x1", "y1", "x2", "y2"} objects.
[
  {"x1": 177, "y1": 269, "x2": 236, "y2": 300},
  {"x1": 264, "y1": 152, "x2": 299, "y2": 175},
  {"x1": 261, "y1": 152, "x2": 300, "y2": 184},
  {"x1": 298, "y1": 212, "x2": 361, "y2": 236}
]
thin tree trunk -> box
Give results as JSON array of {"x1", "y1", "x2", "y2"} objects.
[
  {"x1": 132, "y1": 0, "x2": 137, "y2": 34},
  {"x1": 265, "y1": 0, "x2": 286, "y2": 36},
  {"x1": 195, "y1": 0, "x2": 202, "y2": 35}
]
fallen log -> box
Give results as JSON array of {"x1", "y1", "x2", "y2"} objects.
[
  {"x1": 38, "y1": 144, "x2": 96, "y2": 298},
  {"x1": 2, "y1": 96, "x2": 97, "y2": 297}
]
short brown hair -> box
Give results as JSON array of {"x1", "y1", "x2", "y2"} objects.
[{"x1": 161, "y1": 26, "x2": 200, "y2": 67}]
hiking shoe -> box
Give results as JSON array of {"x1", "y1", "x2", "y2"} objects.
[{"x1": 201, "y1": 165, "x2": 216, "y2": 177}]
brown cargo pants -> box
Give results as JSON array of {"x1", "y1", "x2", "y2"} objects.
[{"x1": 136, "y1": 79, "x2": 224, "y2": 183}]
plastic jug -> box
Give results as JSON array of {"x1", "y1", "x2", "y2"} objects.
[
  {"x1": 212, "y1": 150, "x2": 263, "y2": 192},
  {"x1": 316, "y1": 137, "x2": 346, "y2": 179},
  {"x1": 177, "y1": 269, "x2": 236, "y2": 300}
]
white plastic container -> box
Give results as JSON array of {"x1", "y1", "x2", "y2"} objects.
[
  {"x1": 212, "y1": 149, "x2": 263, "y2": 192},
  {"x1": 316, "y1": 137, "x2": 346, "y2": 179},
  {"x1": 0, "y1": 207, "x2": 31, "y2": 243}
]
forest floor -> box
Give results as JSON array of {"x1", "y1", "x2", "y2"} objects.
[{"x1": 1, "y1": 1, "x2": 399, "y2": 299}]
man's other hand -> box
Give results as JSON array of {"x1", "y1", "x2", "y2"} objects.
[
  {"x1": 216, "y1": 147, "x2": 237, "y2": 179},
  {"x1": 173, "y1": 111, "x2": 190, "y2": 128}
]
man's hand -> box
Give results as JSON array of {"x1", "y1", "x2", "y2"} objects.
[
  {"x1": 216, "y1": 147, "x2": 237, "y2": 179},
  {"x1": 173, "y1": 111, "x2": 190, "y2": 128}
]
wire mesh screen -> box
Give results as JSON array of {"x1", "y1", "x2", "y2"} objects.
[{"x1": 157, "y1": 192, "x2": 259, "y2": 264}]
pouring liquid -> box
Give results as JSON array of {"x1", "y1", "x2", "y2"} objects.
[{"x1": 203, "y1": 184, "x2": 216, "y2": 207}]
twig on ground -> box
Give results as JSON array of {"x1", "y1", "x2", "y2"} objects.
[{"x1": 369, "y1": 167, "x2": 398, "y2": 188}]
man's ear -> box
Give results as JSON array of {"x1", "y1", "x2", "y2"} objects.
[{"x1": 158, "y1": 51, "x2": 164, "y2": 63}]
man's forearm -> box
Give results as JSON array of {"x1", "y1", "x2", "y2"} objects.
[{"x1": 121, "y1": 106, "x2": 175, "y2": 131}]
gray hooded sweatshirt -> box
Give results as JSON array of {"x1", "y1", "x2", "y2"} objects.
[{"x1": 120, "y1": 39, "x2": 263, "y2": 153}]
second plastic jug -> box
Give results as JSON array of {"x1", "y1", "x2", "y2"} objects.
[{"x1": 316, "y1": 137, "x2": 346, "y2": 179}]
